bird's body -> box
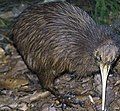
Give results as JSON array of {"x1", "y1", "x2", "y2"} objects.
[{"x1": 12, "y1": 1, "x2": 120, "y2": 110}]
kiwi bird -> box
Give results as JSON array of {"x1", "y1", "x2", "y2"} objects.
[{"x1": 12, "y1": 1, "x2": 120, "y2": 111}]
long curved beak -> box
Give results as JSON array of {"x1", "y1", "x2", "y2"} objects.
[{"x1": 100, "y1": 63, "x2": 110, "y2": 111}]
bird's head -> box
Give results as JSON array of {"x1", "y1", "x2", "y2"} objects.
[
  {"x1": 94, "y1": 41, "x2": 119, "y2": 69},
  {"x1": 94, "y1": 40, "x2": 119, "y2": 111}
]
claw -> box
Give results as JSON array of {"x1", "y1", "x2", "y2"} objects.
[{"x1": 55, "y1": 92, "x2": 84, "y2": 109}]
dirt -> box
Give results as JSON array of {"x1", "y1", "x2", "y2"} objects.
[{"x1": 0, "y1": 1, "x2": 120, "y2": 111}]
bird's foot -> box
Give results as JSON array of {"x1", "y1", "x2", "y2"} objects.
[{"x1": 55, "y1": 92, "x2": 84, "y2": 109}]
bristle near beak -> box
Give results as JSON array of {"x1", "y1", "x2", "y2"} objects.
[{"x1": 100, "y1": 63, "x2": 110, "y2": 111}]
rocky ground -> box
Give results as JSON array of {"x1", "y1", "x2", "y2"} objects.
[{"x1": 0, "y1": 1, "x2": 120, "y2": 111}]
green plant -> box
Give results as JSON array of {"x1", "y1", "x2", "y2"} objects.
[{"x1": 93, "y1": 0, "x2": 120, "y2": 24}]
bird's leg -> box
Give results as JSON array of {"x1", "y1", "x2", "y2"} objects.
[
  {"x1": 37, "y1": 74, "x2": 80, "y2": 108},
  {"x1": 47, "y1": 87, "x2": 84, "y2": 109},
  {"x1": 44, "y1": 82, "x2": 77, "y2": 108},
  {"x1": 68, "y1": 71, "x2": 78, "y2": 80}
]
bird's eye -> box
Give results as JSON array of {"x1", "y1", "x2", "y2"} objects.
[{"x1": 95, "y1": 56, "x2": 101, "y2": 62}]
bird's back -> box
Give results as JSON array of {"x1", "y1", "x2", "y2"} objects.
[{"x1": 12, "y1": 2, "x2": 99, "y2": 77}]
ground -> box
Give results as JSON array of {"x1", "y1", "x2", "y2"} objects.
[
  {"x1": 0, "y1": 1, "x2": 120, "y2": 111},
  {"x1": 0, "y1": 46, "x2": 120, "y2": 111}
]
